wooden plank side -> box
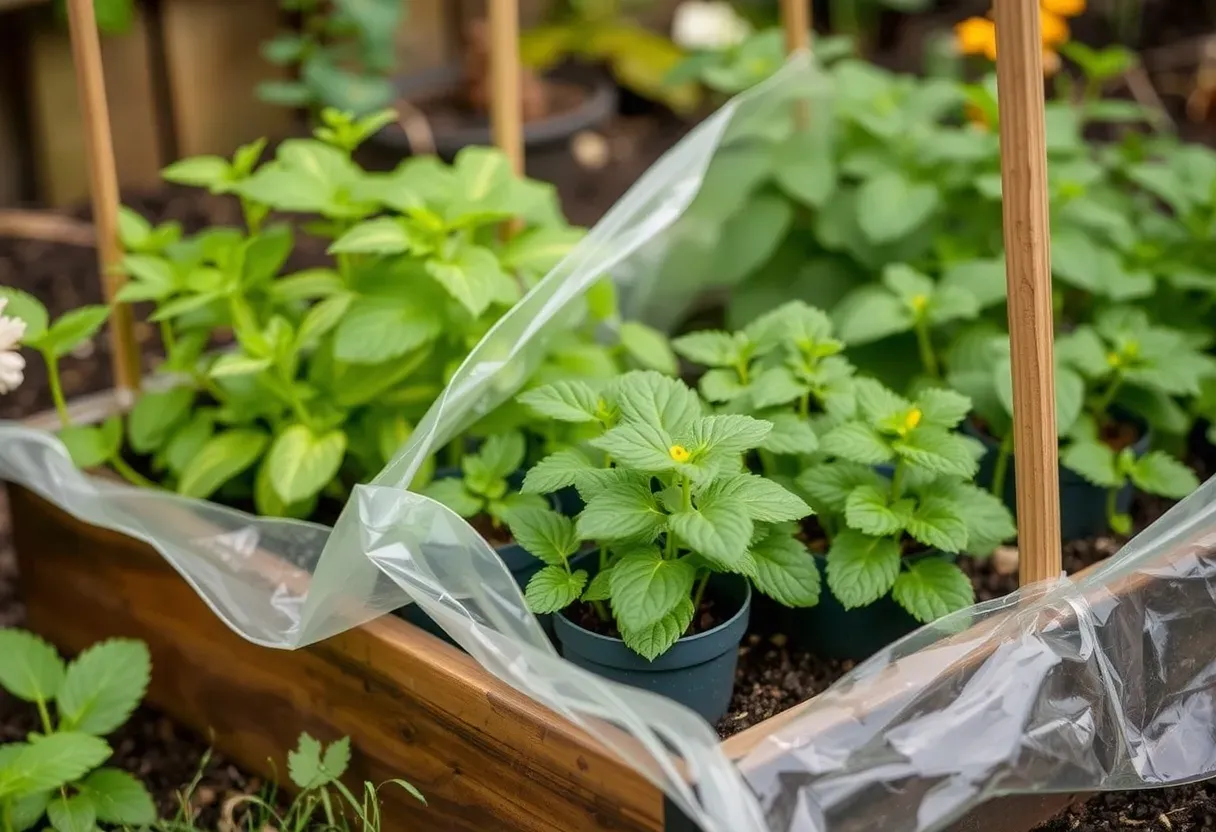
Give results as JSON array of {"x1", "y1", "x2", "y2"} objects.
[
  {"x1": 159, "y1": 0, "x2": 295, "y2": 158},
  {"x1": 9, "y1": 484, "x2": 663, "y2": 832},
  {"x1": 27, "y1": 12, "x2": 163, "y2": 206}
]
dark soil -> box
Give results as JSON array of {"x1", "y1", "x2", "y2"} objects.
[
  {"x1": 568, "y1": 588, "x2": 730, "y2": 641},
  {"x1": 1037, "y1": 783, "x2": 1216, "y2": 831},
  {"x1": 470, "y1": 512, "x2": 515, "y2": 549}
]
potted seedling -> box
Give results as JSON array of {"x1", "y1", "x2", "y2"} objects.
[
  {"x1": 796, "y1": 378, "x2": 1016, "y2": 659},
  {"x1": 507, "y1": 371, "x2": 816, "y2": 722},
  {"x1": 950, "y1": 307, "x2": 1207, "y2": 539}
]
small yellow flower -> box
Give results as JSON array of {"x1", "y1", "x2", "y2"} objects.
[
  {"x1": 904, "y1": 408, "x2": 923, "y2": 431},
  {"x1": 1106, "y1": 351, "x2": 1122, "y2": 368},
  {"x1": 1041, "y1": 0, "x2": 1085, "y2": 17},
  {"x1": 1040, "y1": 10, "x2": 1070, "y2": 48},
  {"x1": 669, "y1": 444, "x2": 691, "y2": 463},
  {"x1": 910, "y1": 295, "x2": 929, "y2": 314},
  {"x1": 954, "y1": 16, "x2": 996, "y2": 58}
]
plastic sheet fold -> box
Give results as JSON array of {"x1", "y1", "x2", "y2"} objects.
[{"x1": 3, "y1": 52, "x2": 1216, "y2": 832}]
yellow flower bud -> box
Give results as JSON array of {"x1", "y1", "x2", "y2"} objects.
[
  {"x1": 911, "y1": 295, "x2": 929, "y2": 314},
  {"x1": 669, "y1": 444, "x2": 691, "y2": 463},
  {"x1": 905, "y1": 408, "x2": 922, "y2": 431}
]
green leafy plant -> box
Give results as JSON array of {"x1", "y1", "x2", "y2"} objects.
[
  {"x1": 521, "y1": 0, "x2": 700, "y2": 113},
  {"x1": 0, "y1": 629, "x2": 156, "y2": 832},
  {"x1": 259, "y1": 0, "x2": 404, "y2": 118},
  {"x1": 797, "y1": 379, "x2": 1015, "y2": 622},
  {"x1": 1, "y1": 110, "x2": 619, "y2": 526},
  {"x1": 508, "y1": 370, "x2": 817, "y2": 659},
  {"x1": 421, "y1": 432, "x2": 547, "y2": 528}
]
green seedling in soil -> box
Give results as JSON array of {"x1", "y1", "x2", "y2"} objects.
[
  {"x1": 0, "y1": 628, "x2": 156, "y2": 832},
  {"x1": 510, "y1": 370, "x2": 816, "y2": 660}
]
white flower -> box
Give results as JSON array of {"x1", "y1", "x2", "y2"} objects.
[
  {"x1": 0, "y1": 298, "x2": 27, "y2": 395},
  {"x1": 672, "y1": 1, "x2": 751, "y2": 51}
]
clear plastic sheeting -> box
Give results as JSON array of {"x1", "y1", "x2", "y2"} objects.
[{"x1": 2, "y1": 51, "x2": 1216, "y2": 832}]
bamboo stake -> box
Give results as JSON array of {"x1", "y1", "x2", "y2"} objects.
[
  {"x1": 488, "y1": 0, "x2": 523, "y2": 177},
  {"x1": 993, "y1": 0, "x2": 1062, "y2": 585},
  {"x1": 780, "y1": 0, "x2": 810, "y2": 53},
  {"x1": 65, "y1": 0, "x2": 141, "y2": 398}
]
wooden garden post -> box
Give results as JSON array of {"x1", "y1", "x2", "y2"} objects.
[
  {"x1": 780, "y1": 0, "x2": 810, "y2": 53},
  {"x1": 64, "y1": 0, "x2": 141, "y2": 398},
  {"x1": 993, "y1": 0, "x2": 1063, "y2": 585},
  {"x1": 488, "y1": 0, "x2": 524, "y2": 177}
]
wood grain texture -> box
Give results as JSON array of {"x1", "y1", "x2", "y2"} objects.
[
  {"x1": 64, "y1": 0, "x2": 141, "y2": 395},
  {"x1": 489, "y1": 0, "x2": 524, "y2": 177},
  {"x1": 780, "y1": 0, "x2": 809, "y2": 53},
  {"x1": 8, "y1": 484, "x2": 664, "y2": 832},
  {"x1": 159, "y1": 0, "x2": 294, "y2": 158},
  {"x1": 27, "y1": 14, "x2": 164, "y2": 206},
  {"x1": 993, "y1": 0, "x2": 1062, "y2": 585}
]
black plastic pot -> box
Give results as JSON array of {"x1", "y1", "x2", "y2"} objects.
[
  {"x1": 362, "y1": 64, "x2": 618, "y2": 165},
  {"x1": 552, "y1": 573, "x2": 751, "y2": 724},
  {"x1": 965, "y1": 419, "x2": 1152, "y2": 540},
  {"x1": 788, "y1": 552, "x2": 952, "y2": 662}
]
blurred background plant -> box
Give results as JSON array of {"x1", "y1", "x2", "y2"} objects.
[{"x1": 258, "y1": 0, "x2": 406, "y2": 119}]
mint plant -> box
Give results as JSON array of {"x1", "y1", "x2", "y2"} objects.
[
  {"x1": 798, "y1": 379, "x2": 1015, "y2": 622},
  {"x1": 0, "y1": 629, "x2": 155, "y2": 832},
  {"x1": 508, "y1": 371, "x2": 818, "y2": 660},
  {"x1": 421, "y1": 432, "x2": 548, "y2": 529}
]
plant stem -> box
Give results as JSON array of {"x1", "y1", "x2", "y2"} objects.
[
  {"x1": 320, "y1": 788, "x2": 336, "y2": 829},
  {"x1": 992, "y1": 433, "x2": 1014, "y2": 499},
  {"x1": 1094, "y1": 372, "x2": 1124, "y2": 416},
  {"x1": 680, "y1": 475, "x2": 691, "y2": 512},
  {"x1": 914, "y1": 320, "x2": 940, "y2": 379},
  {"x1": 45, "y1": 355, "x2": 71, "y2": 428},
  {"x1": 691, "y1": 570, "x2": 711, "y2": 613},
  {"x1": 736, "y1": 361, "x2": 749, "y2": 386},
  {"x1": 798, "y1": 391, "x2": 811, "y2": 418},
  {"x1": 34, "y1": 695, "x2": 53, "y2": 734},
  {"x1": 890, "y1": 458, "x2": 907, "y2": 500},
  {"x1": 111, "y1": 457, "x2": 157, "y2": 489}
]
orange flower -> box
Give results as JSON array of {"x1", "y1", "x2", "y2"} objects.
[
  {"x1": 1040, "y1": 10, "x2": 1070, "y2": 48},
  {"x1": 1041, "y1": 0, "x2": 1085, "y2": 17},
  {"x1": 955, "y1": 16, "x2": 996, "y2": 57}
]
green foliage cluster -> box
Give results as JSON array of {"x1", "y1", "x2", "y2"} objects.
[
  {"x1": 259, "y1": 0, "x2": 405, "y2": 117},
  {"x1": 0, "y1": 108, "x2": 645, "y2": 521},
  {"x1": 653, "y1": 40, "x2": 1212, "y2": 532},
  {"x1": 0, "y1": 630, "x2": 155, "y2": 832}
]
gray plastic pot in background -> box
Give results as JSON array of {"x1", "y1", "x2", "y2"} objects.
[
  {"x1": 965, "y1": 419, "x2": 1152, "y2": 540},
  {"x1": 552, "y1": 569, "x2": 751, "y2": 724},
  {"x1": 361, "y1": 64, "x2": 618, "y2": 165}
]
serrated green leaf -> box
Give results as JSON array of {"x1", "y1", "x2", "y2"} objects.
[
  {"x1": 749, "y1": 527, "x2": 820, "y2": 608},
  {"x1": 856, "y1": 173, "x2": 940, "y2": 243},
  {"x1": 797, "y1": 461, "x2": 886, "y2": 514},
  {"x1": 33, "y1": 306, "x2": 110, "y2": 359},
  {"x1": 941, "y1": 482, "x2": 1016, "y2": 556},
  {"x1": 761, "y1": 413, "x2": 819, "y2": 455},
  {"x1": 825, "y1": 530, "x2": 901, "y2": 609},
  {"x1": 78, "y1": 768, "x2": 156, "y2": 825},
  {"x1": 591, "y1": 421, "x2": 677, "y2": 472},
  {"x1": 820, "y1": 422, "x2": 894, "y2": 465},
  {"x1": 915, "y1": 388, "x2": 971, "y2": 429},
  {"x1": 0, "y1": 630, "x2": 65, "y2": 703},
  {"x1": 507, "y1": 508, "x2": 580, "y2": 567},
  {"x1": 518, "y1": 381, "x2": 602, "y2": 423},
  {"x1": 177, "y1": 429, "x2": 268, "y2": 499},
  {"x1": 468, "y1": 432, "x2": 525, "y2": 481},
  {"x1": 582, "y1": 568, "x2": 613, "y2": 602},
  {"x1": 620, "y1": 598, "x2": 694, "y2": 661},
  {"x1": 845, "y1": 484, "x2": 913, "y2": 537},
  {"x1": 0, "y1": 734, "x2": 111, "y2": 798},
  {"x1": 854, "y1": 378, "x2": 910, "y2": 423},
  {"x1": 608, "y1": 549, "x2": 696, "y2": 632},
  {"x1": 127, "y1": 387, "x2": 194, "y2": 454},
  {"x1": 748, "y1": 367, "x2": 808, "y2": 409},
  {"x1": 671, "y1": 331, "x2": 746, "y2": 368},
  {"x1": 699, "y1": 368, "x2": 747, "y2": 403},
  {"x1": 525, "y1": 566, "x2": 588, "y2": 614},
  {"x1": 905, "y1": 495, "x2": 969, "y2": 553},
  {"x1": 681, "y1": 414, "x2": 772, "y2": 458},
  {"x1": 833, "y1": 285, "x2": 915, "y2": 345},
  {"x1": 892, "y1": 558, "x2": 974, "y2": 623},
  {"x1": 425, "y1": 246, "x2": 512, "y2": 317},
  {"x1": 1130, "y1": 451, "x2": 1198, "y2": 499},
  {"x1": 577, "y1": 478, "x2": 666, "y2": 542},
  {"x1": 700, "y1": 474, "x2": 811, "y2": 523},
  {"x1": 9, "y1": 789, "x2": 50, "y2": 832},
  {"x1": 893, "y1": 428, "x2": 978, "y2": 478},
  {"x1": 611, "y1": 371, "x2": 702, "y2": 433},
  {"x1": 288, "y1": 733, "x2": 325, "y2": 790},
  {"x1": 1061, "y1": 439, "x2": 1122, "y2": 488},
  {"x1": 265, "y1": 425, "x2": 346, "y2": 505},
  {"x1": 328, "y1": 218, "x2": 410, "y2": 255},
  {"x1": 321, "y1": 736, "x2": 350, "y2": 779},
  {"x1": 332, "y1": 299, "x2": 441, "y2": 364},
  {"x1": 47, "y1": 794, "x2": 95, "y2": 832},
  {"x1": 669, "y1": 497, "x2": 753, "y2": 569},
  {"x1": 58, "y1": 638, "x2": 150, "y2": 735},
  {"x1": 521, "y1": 448, "x2": 599, "y2": 495},
  {"x1": 619, "y1": 322, "x2": 677, "y2": 375}
]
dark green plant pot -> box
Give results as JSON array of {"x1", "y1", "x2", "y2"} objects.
[
  {"x1": 788, "y1": 553, "x2": 950, "y2": 662},
  {"x1": 552, "y1": 574, "x2": 751, "y2": 724},
  {"x1": 964, "y1": 419, "x2": 1152, "y2": 540}
]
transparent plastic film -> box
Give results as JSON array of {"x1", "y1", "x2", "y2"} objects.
[{"x1": 2, "y1": 50, "x2": 1216, "y2": 832}]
